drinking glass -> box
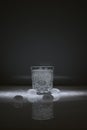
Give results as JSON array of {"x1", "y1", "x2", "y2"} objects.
[{"x1": 31, "y1": 66, "x2": 54, "y2": 94}]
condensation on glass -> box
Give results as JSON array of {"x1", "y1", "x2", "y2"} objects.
[{"x1": 31, "y1": 66, "x2": 54, "y2": 94}]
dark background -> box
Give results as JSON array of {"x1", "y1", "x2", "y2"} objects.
[{"x1": 0, "y1": 1, "x2": 87, "y2": 85}]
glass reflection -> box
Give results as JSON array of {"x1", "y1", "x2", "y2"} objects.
[{"x1": 32, "y1": 93, "x2": 54, "y2": 120}]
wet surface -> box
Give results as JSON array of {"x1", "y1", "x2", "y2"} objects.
[{"x1": 0, "y1": 86, "x2": 87, "y2": 129}]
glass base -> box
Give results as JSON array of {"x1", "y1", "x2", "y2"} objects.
[{"x1": 37, "y1": 91, "x2": 51, "y2": 95}]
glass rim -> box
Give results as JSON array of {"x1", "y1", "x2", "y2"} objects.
[{"x1": 31, "y1": 66, "x2": 54, "y2": 70}]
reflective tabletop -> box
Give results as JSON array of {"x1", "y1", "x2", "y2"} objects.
[{"x1": 0, "y1": 86, "x2": 87, "y2": 130}]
